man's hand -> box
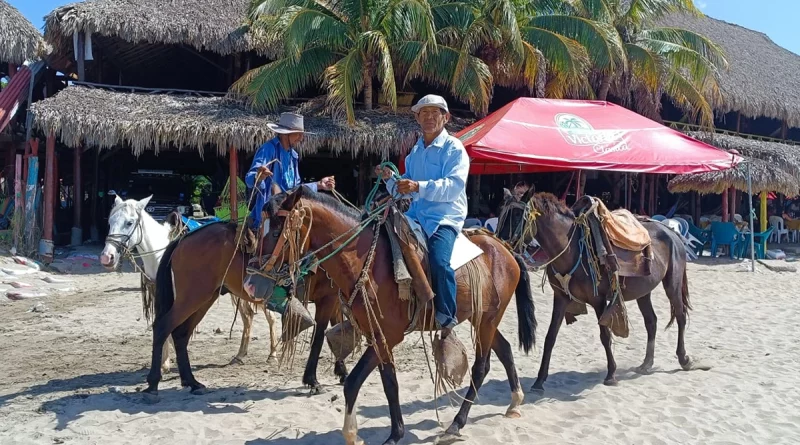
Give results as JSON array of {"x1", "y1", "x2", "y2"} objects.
[
  {"x1": 396, "y1": 179, "x2": 419, "y2": 194},
  {"x1": 317, "y1": 176, "x2": 336, "y2": 191},
  {"x1": 256, "y1": 165, "x2": 273, "y2": 184},
  {"x1": 374, "y1": 166, "x2": 394, "y2": 181}
]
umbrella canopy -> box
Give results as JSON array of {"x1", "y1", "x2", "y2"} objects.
[{"x1": 457, "y1": 98, "x2": 742, "y2": 175}]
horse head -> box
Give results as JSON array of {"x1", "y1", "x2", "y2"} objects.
[
  {"x1": 496, "y1": 184, "x2": 535, "y2": 249},
  {"x1": 100, "y1": 194, "x2": 153, "y2": 270}
]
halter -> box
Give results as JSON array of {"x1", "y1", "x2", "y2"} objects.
[
  {"x1": 247, "y1": 203, "x2": 313, "y2": 286},
  {"x1": 105, "y1": 206, "x2": 145, "y2": 258}
]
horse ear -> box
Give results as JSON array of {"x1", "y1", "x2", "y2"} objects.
[
  {"x1": 137, "y1": 195, "x2": 153, "y2": 211},
  {"x1": 282, "y1": 187, "x2": 303, "y2": 210},
  {"x1": 521, "y1": 185, "x2": 535, "y2": 201},
  {"x1": 114, "y1": 195, "x2": 124, "y2": 207},
  {"x1": 503, "y1": 188, "x2": 512, "y2": 199}
]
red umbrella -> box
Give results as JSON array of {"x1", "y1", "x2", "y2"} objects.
[{"x1": 457, "y1": 98, "x2": 741, "y2": 175}]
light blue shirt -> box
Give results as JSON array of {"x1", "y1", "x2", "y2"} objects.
[
  {"x1": 245, "y1": 137, "x2": 317, "y2": 228},
  {"x1": 387, "y1": 129, "x2": 470, "y2": 237}
]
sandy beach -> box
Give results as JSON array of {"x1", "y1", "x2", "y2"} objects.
[{"x1": 1, "y1": 256, "x2": 799, "y2": 444}]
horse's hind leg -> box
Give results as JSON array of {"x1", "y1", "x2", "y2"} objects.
[
  {"x1": 145, "y1": 306, "x2": 197, "y2": 396},
  {"x1": 160, "y1": 335, "x2": 174, "y2": 374},
  {"x1": 231, "y1": 296, "x2": 253, "y2": 365},
  {"x1": 635, "y1": 293, "x2": 657, "y2": 373},
  {"x1": 491, "y1": 331, "x2": 524, "y2": 418},
  {"x1": 591, "y1": 300, "x2": 618, "y2": 386},
  {"x1": 262, "y1": 303, "x2": 278, "y2": 360},
  {"x1": 379, "y1": 361, "x2": 404, "y2": 445},
  {"x1": 172, "y1": 297, "x2": 217, "y2": 394},
  {"x1": 443, "y1": 325, "x2": 495, "y2": 439},
  {"x1": 532, "y1": 293, "x2": 568, "y2": 392},
  {"x1": 666, "y1": 269, "x2": 709, "y2": 371}
]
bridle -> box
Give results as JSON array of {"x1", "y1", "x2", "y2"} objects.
[
  {"x1": 105, "y1": 205, "x2": 145, "y2": 258},
  {"x1": 498, "y1": 198, "x2": 540, "y2": 253}
]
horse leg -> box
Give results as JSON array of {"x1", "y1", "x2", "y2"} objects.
[
  {"x1": 303, "y1": 295, "x2": 336, "y2": 393},
  {"x1": 172, "y1": 297, "x2": 216, "y2": 394},
  {"x1": 492, "y1": 331, "x2": 524, "y2": 418},
  {"x1": 342, "y1": 346, "x2": 380, "y2": 445},
  {"x1": 635, "y1": 293, "x2": 657, "y2": 373},
  {"x1": 231, "y1": 297, "x2": 253, "y2": 365},
  {"x1": 378, "y1": 361, "x2": 404, "y2": 445},
  {"x1": 532, "y1": 293, "x2": 569, "y2": 392},
  {"x1": 262, "y1": 303, "x2": 278, "y2": 360},
  {"x1": 332, "y1": 310, "x2": 350, "y2": 384},
  {"x1": 591, "y1": 300, "x2": 617, "y2": 385},
  {"x1": 443, "y1": 326, "x2": 495, "y2": 438},
  {"x1": 145, "y1": 304, "x2": 198, "y2": 397},
  {"x1": 160, "y1": 335, "x2": 174, "y2": 374}
]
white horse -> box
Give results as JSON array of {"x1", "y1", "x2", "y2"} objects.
[{"x1": 99, "y1": 195, "x2": 278, "y2": 373}]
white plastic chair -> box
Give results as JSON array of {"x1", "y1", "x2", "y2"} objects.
[
  {"x1": 769, "y1": 216, "x2": 788, "y2": 243},
  {"x1": 484, "y1": 217, "x2": 499, "y2": 233}
]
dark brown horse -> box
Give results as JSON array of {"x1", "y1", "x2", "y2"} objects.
[
  {"x1": 497, "y1": 190, "x2": 709, "y2": 392},
  {"x1": 143, "y1": 221, "x2": 349, "y2": 398},
  {"x1": 244, "y1": 186, "x2": 537, "y2": 445}
]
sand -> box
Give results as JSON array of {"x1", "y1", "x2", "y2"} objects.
[{"x1": 1, "y1": 257, "x2": 799, "y2": 444}]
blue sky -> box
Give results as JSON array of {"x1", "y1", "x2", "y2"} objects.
[{"x1": 11, "y1": 0, "x2": 800, "y2": 56}]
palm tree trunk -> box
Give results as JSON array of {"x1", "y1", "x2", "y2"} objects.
[
  {"x1": 597, "y1": 75, "x2": 612, "y2": 101},
  {"x1": 363, "y1": 64, "x2": 373, "y2": 110}
]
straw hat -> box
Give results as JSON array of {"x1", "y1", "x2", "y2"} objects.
[{"x1": 267, "y1": 112, "x2": 315, "y2": 134}]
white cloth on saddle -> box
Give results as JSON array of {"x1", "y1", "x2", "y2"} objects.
[{"x1": 404, "y1": 215, "x2": 484, "y2": 270}]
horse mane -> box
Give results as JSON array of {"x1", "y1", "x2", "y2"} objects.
[
  {"x1": 531, "y1": 192, "x2": 574, "y2": 218},
  {"x1": 266, "y1": 186, "x2": 362, "y2": 222}
]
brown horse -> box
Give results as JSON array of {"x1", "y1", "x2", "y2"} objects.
[
  {"x1": 244, "y1": 186, "x2": 537, "y2": 445},
  {"x1": 497, "y1": 190, "x2": 709, "y2": 392},
  {"x1": 143, "y1": 220, "x2": 349, "y2": 398}
]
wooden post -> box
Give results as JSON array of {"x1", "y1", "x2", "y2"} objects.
[
  {"x1": 470, "y1": 174, "x2": 482, "y2": 215},
  {"x1": 71, "y1": 145, "x2": 83, "y2": 245},
  {"x1": 729, "y1": 187, "x2": 736, "y2": 221},
  {"x1": 13, "y1": 153, "x2": 21, "y2": 250},
  {"x1": 690, "y1": 192, "x2": 696, "y2": 223},
  {"x1": 760, "y1": 191, "x2": 768, "y2": 232},
  {"x1": 649, "y1": 174, "x2": 655, "y2": 215},
  {"x1": 639, "y1": 174, "x2": 646, "y2": 214},
  {"x1": 695, "y1": 192, "x2": 701, "y2": 223},
  {"x1": 229, "y1": 145, "x2": 238, "y2": 223},
  {"x1": 721, "y1": 188, "x2": 729, "y2": 222},
  {"x1": 781, "y1": 121, "x2": 788, "y2": 141},
  {"x1": 76, "y1": 32, "x2": 86, "y2": 81},
  {"x1": 357, "y1": 156, "x2": 368, "y2": 205},
  {"x1": 8, "y1": 63, "x2": 16, "y2": 78},
  {"x1": 89, "y1": 148, "x2": 99, "y2": 242},
  {"x1": 42, "y1": 134, "x2": 56, "y2": 261},
  {"x1": 575, "y1": 170, "x2": 582, "y2": 200}
]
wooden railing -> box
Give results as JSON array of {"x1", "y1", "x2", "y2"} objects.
[{"x1": 665, "y1": 120, "x2": 800, "y2": 146}]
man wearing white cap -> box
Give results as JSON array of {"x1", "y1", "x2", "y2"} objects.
[
  {"x1": 245, "y1": 112, "x2": 335, "y2": 336},
  {"x1": 379, "y1": 94, "x2": 470, "y2": 338}
]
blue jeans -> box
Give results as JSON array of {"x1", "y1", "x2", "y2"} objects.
[{"x1": 427, "y1": 226, "x2": 458, "y2": 329}]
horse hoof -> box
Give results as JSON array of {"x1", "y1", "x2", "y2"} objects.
[
  {"x1": 530, "y1": 384, "x2": 544, "y2": 393},
  {"x1": 603, "y1": 378, "x2": 618, "y2": 386},
  {"x1": 141, "y1": 391, "x2": 159, "y2": 404},
  {"x1": 191, "y1": 386, "x2": 209, "y2": 395},
  {"x1": 634, "y1": 363, "x2": 653, "y2": 374},
  {"x1": 437, "y1": 430, "x2": 464, "y2": 444},
  {"x1": 229, "y1": 356, "x2": 245, "y2": 365},
  {"x1": 505, "y1": 407, "x2": 522, "y2": 419},
  {"x1": 309, "y1": 385, "x2": 325, "y2": 395},
  {"x1": 681, "y1": 356, "x2": 712, "y2": 371}
]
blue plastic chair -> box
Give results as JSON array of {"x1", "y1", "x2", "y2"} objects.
[
  {"x1": 709, "y1": 222, "x2": 741, "y2": 259},
  {"x1": 687, "y1": 222, "x2": 710, "y2": 256},
  {"x1": 738, "y1": 227, "x2": 774, "y2": 260},
  {"x1": 652, "y1": 214, "x2": 667, "y2": 222}
]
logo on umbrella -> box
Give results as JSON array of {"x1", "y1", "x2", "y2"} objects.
[{"x1": 554, "y1": 113, "x2": 629, "y2": 154}]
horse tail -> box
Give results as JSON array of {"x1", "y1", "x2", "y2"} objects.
[
  {"x1": 667, "y1": 263, "x2": 692, "y2": 329},
  {"x1": 512, "y1": 252, "x2": 537, "y2": 354},
  {"x1": 154, "y1": 238, "x2": 180, "y2": 323}
]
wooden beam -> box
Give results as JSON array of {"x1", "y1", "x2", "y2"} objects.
[
  {"x1": 575, "y1": 170, "x2": 582, "y2": 200},
  {"x1": 77, "y1": 32, "x2": 86, "y2": 81},
  {"x1": 721, "y1": 188, "x2": 729, "y2": 222},
  {"x1": 72, "y1": 145, "x2": 83, "y2": 245},
  {"x1": 760, "y1": 191, "x2": 768, "y2": 232},
  {"x1": 89, "y1": 148, "x2": 99, "y2": 242},
  {"x1": 13, "y1": 153, "x2": 21, "y2": 250},
  {"x1": 729, "y1": 187, "x2": 736, "y2": 221},
  {"x1": 229, "y1": 145, "x2": 238, "y2": 223},
  {"x1": 639, "y1": 174, "x2": 646, "y2": 215},
  {"x1": 736, "y1": 112, "x2": 741, "y2": 133},
  {"x1": 782, "y1": 121, "x2": 788, "y2": 140},
  {"x1": 42, "y1": 133, "x2": 56, "y2": 262}
]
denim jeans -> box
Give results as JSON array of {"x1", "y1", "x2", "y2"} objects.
[{"x1": 426, "y1": 225, "x2": 458, "y2": 329}]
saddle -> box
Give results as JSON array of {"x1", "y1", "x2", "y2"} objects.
[{"x1": 584, "y1": 198, "x2": 653, "y2": 277}]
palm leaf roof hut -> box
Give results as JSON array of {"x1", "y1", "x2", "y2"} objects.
[
  {"x1": 659, "y1": 13, "x2": 800, "y2": 228},
  {"x1": 0, "y1": 0, "x2": 45, "y2": 66}
]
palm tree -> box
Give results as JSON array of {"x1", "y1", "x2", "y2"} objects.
[
  {"x1": 232, "y1": 0, "x2": 437, "y2": 124},
  {"x1": 528, "y1": 0, "x2": 727, "y2": 127}
]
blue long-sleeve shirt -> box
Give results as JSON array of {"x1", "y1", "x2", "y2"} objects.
[
  {"x1": 245, "y1": 137, "x2": 317, "y2": 229},
  {"x1": 387, "y1": 129, "x2": 470, "y2": 237}
]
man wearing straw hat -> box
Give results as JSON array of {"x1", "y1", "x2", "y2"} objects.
[
  {"x1": 245, "y1": 112, "x2": 335, "y2": 339},
  {"x1": 378, "y1": 94, "x2": 470, "y2": 341}
]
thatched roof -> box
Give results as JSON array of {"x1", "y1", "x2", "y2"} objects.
[
  {"x1": 29, "y1": 86, "x2": 466, "y2": 158},
  {"x1": 658, "y1": 13, "x2": 800, "y2": 127},
  {"x1": 684, "y1": 131, "x2": 800, "y2": 176},
  {"x1": 44, "y1": 0, "x2": 271, "y2": 58},
  {"x1": 668, "y1": 155, "x2": 800, "y2": 197},
  {"x1": 0, "y1": 0, "x2": 45, "y2": 64}
]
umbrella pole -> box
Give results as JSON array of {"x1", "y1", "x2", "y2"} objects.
[{"x1": 747, "y1": 161, "x2": 755, "y2": 272}]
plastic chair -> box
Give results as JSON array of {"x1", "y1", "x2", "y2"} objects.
[
  {"x1": 709, "y1": 221, "x2": 741, "y2": 259},
  {"x1": 739, "y1": 227, "x2": 774, "y2": 260},
  {"x1": 688, "y1": 222, "x2": 710, "y2": 256},
  {"x1": 464, "y1": 218, "x2": 482, "y2": 229},
  {"x1": 484, "y1": 217, "x2": 499, "y2": 233},
  {"x1": 652, "y1": 214, "x2": 667, "y2": 222},
  {"x1": 769, "y1": 216, "x2": 788, "y2": 243},
  {"x1": 672, "y1": 217, "x2": 690, "y2": 238}
]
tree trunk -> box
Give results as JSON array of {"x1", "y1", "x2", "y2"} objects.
[
  {"x1": 597, "y1": 75, "x2": 612, "y2": 101},
  {"x1": 363, "y1": 64, "x2": 373, "y2": 110}
]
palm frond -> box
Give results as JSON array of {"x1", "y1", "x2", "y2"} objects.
[
  {"x1": 324, "y1": 49, "x2": 365, "y2": 123},
  {"x1": 381, "y1": 0, "x2": 438, "y2": 42},
  {"x1": 569, "y1": 0, "x2": 614, "y2": 22},
  {"x1": 637, "y1": 37, "x2": 718, "y2": 85},
  {"x1": 359, "y1": 31, "x2": 397, "y2": 110},
  {"x1": 641, "y1": 27, "x2": 728, "y2": 70},
  {"x1": 521, "y1": 25, "x2": 591, "y2": 96},
  {"x1": 663, "y1": 64, "x2": 715, "y2": 129},
  {"x1": 529, "y1": 14, "x2": 626, "y2": 73},
  {"x1": 282, "y1": 8, "x2": 352, "y2": 58},
  {"x1": 230, "y1": 46, "x2": 339, "y2": 112},
  {"x1": 624, "y1": 42, "x2": 663, "y2": 93},
  {"x1": 624, "y1": 0, "x2": 699, "y2": 26}
]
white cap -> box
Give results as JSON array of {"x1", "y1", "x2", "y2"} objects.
[{"x1": 411, "y1": 94, "x2": 449, "y2": 114}]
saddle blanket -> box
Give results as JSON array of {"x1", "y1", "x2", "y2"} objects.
[
  {"x1": 404, "y1": 216, "x2": 484, "y2": 270},
  {"x1": 180, "y1": 215, "x2": 222, "y2": 233}
]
